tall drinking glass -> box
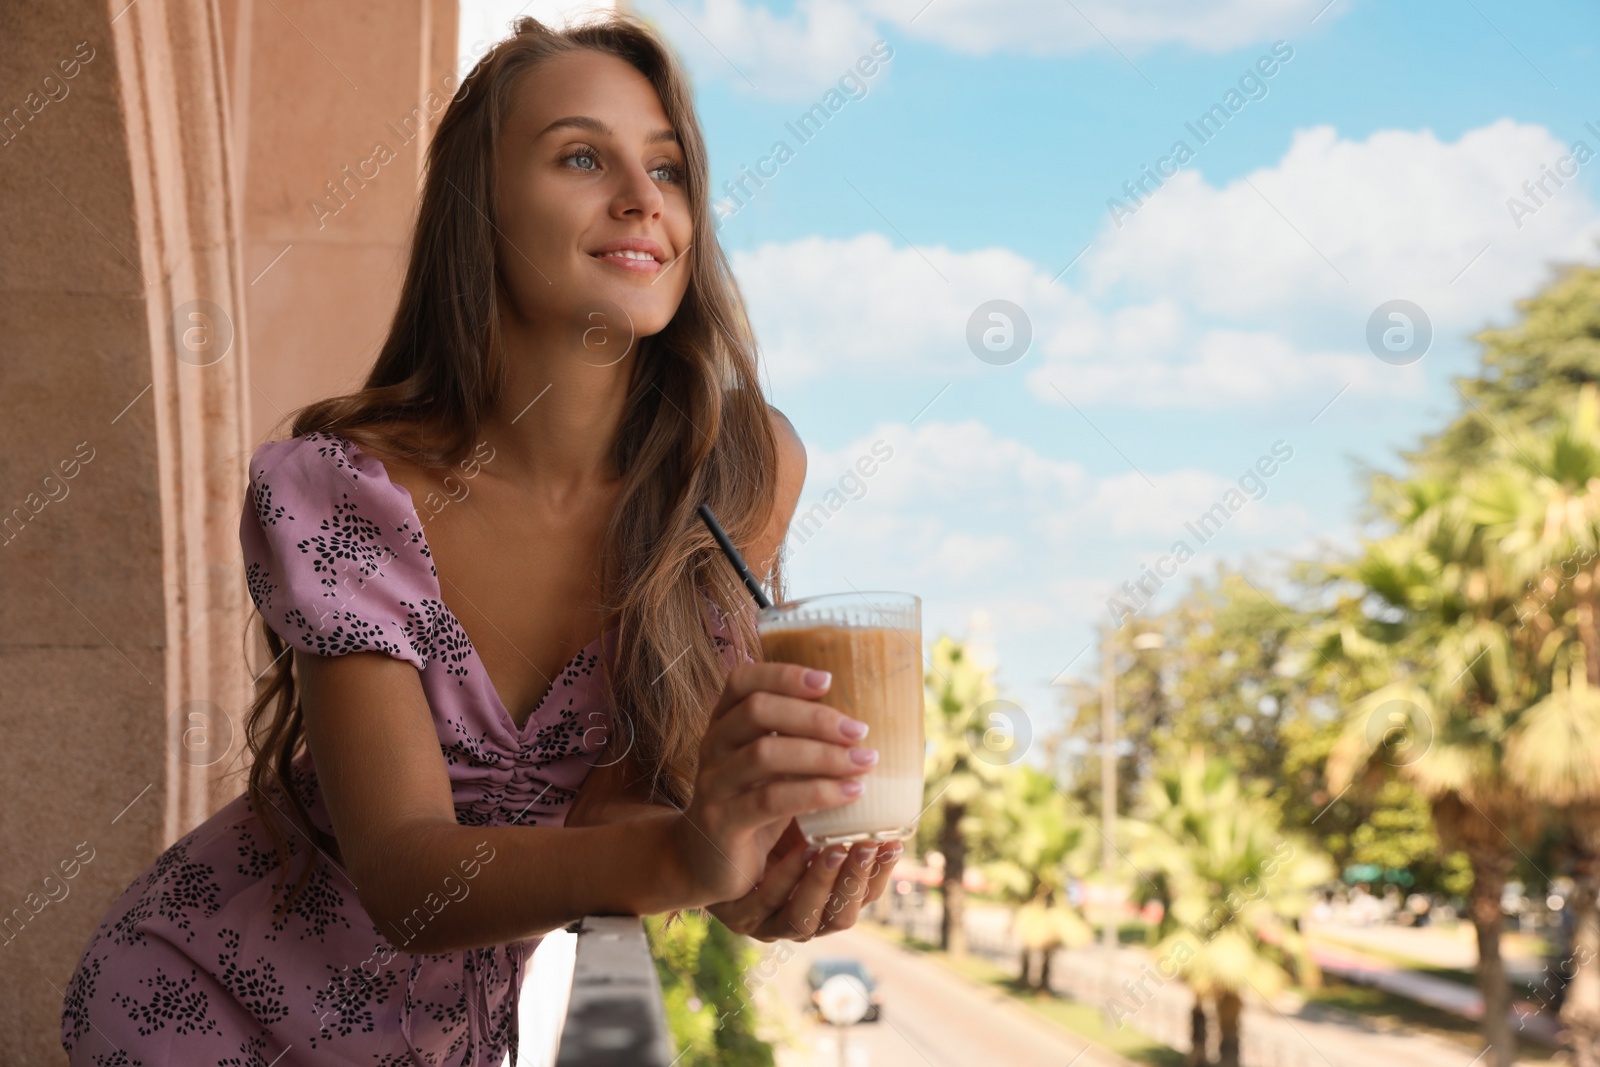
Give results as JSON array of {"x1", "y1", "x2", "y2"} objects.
[{"x1": 756, "y1": 592, "x2": 924, "y2": 847}]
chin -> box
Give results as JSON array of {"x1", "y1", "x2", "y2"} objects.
[
  {"x1": 605, "y1": 296, "x2": 676, "y2": 337},
  {"x1": 633, "y1": 310, "x2": 676, "y2": 338},
  {"x1": 562, "y1": 294, "x2": 676, "y2": 363}
]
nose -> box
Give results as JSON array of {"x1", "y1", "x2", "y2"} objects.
[{"x1": 611, "y1": 157, "x2": 666, "y2": 222}]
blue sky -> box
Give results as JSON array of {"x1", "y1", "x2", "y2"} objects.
[{"x1": 462, "y1": 0, "x2": 1600, "y2": 741}]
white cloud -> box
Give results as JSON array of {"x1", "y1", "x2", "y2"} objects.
[
  {"x1": 462, "y1": 0, "x2": 883, "y2": 99},
  {"x1": 1086, "y1": 120, "x2": 1600, "y2": 336},
  {"x1": 933, "y1": 532, "x2": 1019, "y2": 582},
  {"x1": 795, "y1": 418, "x2": 1086, "y2": 517},
  {"x1": 1079, "y1": 466, "x2": 1311, "y2": 540},
  {"x1": 630, "y1": 0, "x2": 1345, "y2": 97},
  {"x1": 788, "y1": 419, "x2": 1309, "y2": 576},
  {"x1": 736, "y1": 232, "x2": 1419, "y2": 408},
  {"x1": 787, "y1": 420, "x2": 1078, "y2": 569},
  {"x1": 636, "y1": 0, "x2": 884, "y2": 98},
  {"x1": 866, "y1": 0, "x2": 1338, "y2": 57},
  {"x1": 740, "y1": 119, "x2": 1600, "y2": 411},
  {"x1": 736, "y1": 233, "x2": 1055, "y2": 387},
  {"x1": 1032, "y1": 318, "x2": 1412, "y2": 410},
  {"x1": 782, "y1": 418, "x2": 1317, "y2": 714}
]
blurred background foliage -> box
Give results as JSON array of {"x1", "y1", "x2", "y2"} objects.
[
  {"x1": 646, "y1": 910, "x2": 776, "y2": 1067},
  {"x1": 650, "y1": 264, "x2": 1600, "y2": 1067}
]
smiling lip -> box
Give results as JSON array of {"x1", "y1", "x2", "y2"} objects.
[{"x1": 589, "y1": 237, "x2": 667, "y2": 274}]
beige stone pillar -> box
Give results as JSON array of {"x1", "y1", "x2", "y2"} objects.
[
  {"x1": 0, "y1": 1, "x2": 455, "y2": 1062},
  {"x1": 0, "y1": 2, "x2": 247, "y2": 1062},
  {"x1": 238, "y1": 0, "x2": 461, "y2": 445}
]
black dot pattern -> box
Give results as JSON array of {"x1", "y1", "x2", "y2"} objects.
[
  {"x1": 110, "y1": 967, "x2": 222, "y2": 1040},
  {"x1": 60, "y1": 432, "x2": 759, "y2": 1065}
]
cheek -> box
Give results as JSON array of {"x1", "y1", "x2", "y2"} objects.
[
  {"x1": 668, "y1": 198, "x2": 694, "y2": 251},
  {"x1": 659, "y1": 203, "x2": 694, "y2": 285},
  {"x1": 494, "y1": 180, "x2": 583, "y2": 301},
  {"x1": 498, "y1": 158, "x2": 580, "y2": 237}
]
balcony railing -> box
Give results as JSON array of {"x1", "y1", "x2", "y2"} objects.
[{"x1": 523, "y1": 915, "x2": 675, "y2": 1067}]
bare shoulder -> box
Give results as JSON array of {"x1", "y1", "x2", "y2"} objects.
[
  {"x1": 750, "y1": 406, "x2": 806, "y2": 579},
  {"x1": 769, "y1": 406, "x2": 807, "y2": 494},
  {"x1": 342, "y1": 426, "x2": 456, "y2": 505}
]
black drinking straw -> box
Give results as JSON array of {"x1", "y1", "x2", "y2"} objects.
[{"x1": 697, "y1": 503, "x2": 773, "y2": 610}]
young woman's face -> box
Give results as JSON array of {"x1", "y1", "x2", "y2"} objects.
[{"x1": 495, "y1": 49, "x2": 693, "y2": 350}]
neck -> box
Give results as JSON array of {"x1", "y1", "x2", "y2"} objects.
[{"x1": 479, "y1": 303, "x2": 638, "y2": 498}]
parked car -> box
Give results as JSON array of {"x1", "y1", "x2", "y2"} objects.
[{"x1": 805, "y1": 957, "x2": 882, "y2": 1022}]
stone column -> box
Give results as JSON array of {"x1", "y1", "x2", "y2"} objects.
[
  {"x1": 0, "y1": 1, "x2": 244, "y2": 1061},
  {"x1": 0, "y1": 1, "x2": 455, "y2": 1062},
  {"x1": 238, "y1": 0, "x2": 462, "y2": 444}
]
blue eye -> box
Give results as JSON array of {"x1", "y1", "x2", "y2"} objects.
[
  {"x1": 562, "y1": 146, "x2": 684, "y2": 184},
  {"x1": 563, "y1": 148, "x2": 598, "y2": 171}
]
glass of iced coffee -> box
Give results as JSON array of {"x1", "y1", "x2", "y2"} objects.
[{"x1": 757, "y1": 592, "x2": 924, "y2": 847}]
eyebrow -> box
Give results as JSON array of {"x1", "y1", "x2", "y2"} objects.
[{"x1": 536, "y1": 115, "x2": 678, "y2": 146}]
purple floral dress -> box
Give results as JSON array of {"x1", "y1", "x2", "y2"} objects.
[{"x1": 61, "y1": 432, "x2": 747, "y2": 1067}]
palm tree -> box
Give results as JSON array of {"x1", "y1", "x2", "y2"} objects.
[
  {"x1": 983, "y1": 764, "x2": 1095, "y2": 989},
  {"x1": 1507, "y1": 658, "x2": 1600, "y2": 1063},
  {"x1": 1326, "y1": 471, "x2": 1547, "y2": 1067},
  {"x1": 922, "y1": 634, "x2": 1007, "y2": 956},
  {"x1": 1411, "y1": 264, "x2": 1600, "y2": 474},
  {"x1": 1325, "y1": 266, "x2": 1600, "y2": 1065},
  {"x1": 1476, "y1": 384, "x2": 1600, "y2": 1064},
  {"x1": 1129, "y1": 750, "x2": 1330, "y2": 1067}
]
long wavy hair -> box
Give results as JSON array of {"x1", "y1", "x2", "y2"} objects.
[{"x1": 243, "y1": 13, "x2": 784, "y2": 915}]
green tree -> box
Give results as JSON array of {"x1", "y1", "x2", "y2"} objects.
[
  {"x1": 1063, "y1": 569, "x2": 1451, "y2": 892},
  {"x1": 1413, "y1": 263, "x2": 1600, "y2": 474},
  {"x1": 1473, "y1": 383, "x2": 1600, "y2": 1065},
  {"x1": 1318, "y1": 264, "x2": 1600, "y2": 1066},
  {"x1": 646, "y1": 912, "x2": 775, "y2": 1067},
  {"x1": 981, "y1": 764, "x2": 1095, "y2": 989},
  {"x1": 1342, "y1": 778, "x2": 1471, "y2": 897},
  {"x1": 1156, "y1": 573, "x2": 1307, "y2": 786},
  {"x1": 1058, "y1": 622, "x2": 1173, "y2": 818},
  {"x1": 1325, "y1": 468, "x2": 1549, "y2": 1067},
  {"x1": 921, "y1": 634, "x2": 1008, "y2": 957},
  {"x1": 1128, "y1": 750, "x2": 1332, "y2": 1067},
  {"x1": 1059, "y1": 586, "x2": 1318, "y2": 831}
]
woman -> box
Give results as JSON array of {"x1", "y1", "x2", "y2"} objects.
[{"x1": 61, "y1": 15, "x2": 898, "y2": 1066}]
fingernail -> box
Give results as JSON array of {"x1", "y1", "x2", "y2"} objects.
[
  {"x1": 804, "y1": 669, "x2": 832, "y2": 690},
  {"x1": 879, "y1": 843, "x2": 903, "y2": 859},
  {"x1": 852, "y1": 844, "x2": 875, "y2": 863},
  {"x1": 840, "y1": 778, "x2": 865, "y2": 798},
  {"x1": 849, "y1": 747, "x2": 879, "y2": 766},
  {"x1": 839, "y1": 718, "x2": 869, "y2": 741},
  {"x1": 826, "y1": 847, "x2": 848, "y2": 868},
  {"x1": 802, "y1": 846, "x2": 820, "y2": 864}
]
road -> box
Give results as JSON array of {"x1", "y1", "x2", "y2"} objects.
[{"x1": 758, "y1": 924, "x2": 1127, "y2": 1067}]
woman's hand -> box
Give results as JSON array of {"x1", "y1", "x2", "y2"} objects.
[
  {"x1": 705, "y1": 819, "x2": 903, "y2": 942},
  {"x1": 568, "y1": 738, "x2": 903, "y2": 939},
  {"x1": 669, "y1": 662, "x2": 874, "y2": 907}
]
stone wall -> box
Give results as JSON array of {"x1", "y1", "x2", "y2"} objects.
[{"x1": 0, "y1": 2, "x2": 456, "y2": 1062}]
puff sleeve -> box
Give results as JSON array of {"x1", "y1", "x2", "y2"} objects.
[{"x1": 240, "y1": 432, "x2": 442, "y2": 671}]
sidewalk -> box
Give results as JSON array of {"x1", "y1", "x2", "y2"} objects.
[
  {"x1": 1305, "y1": 931, "x2": 1562, "y2": 1044},
  {"x1": 878, "y1": 904, "x2": 1552, "y2": 1066},
  {"x1": 1049, "y1": 945, "x2": 1542, "y2": 1067},
  {"x1": 1303, "y1": 918, "x2": 1548, "y2": 980}
]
